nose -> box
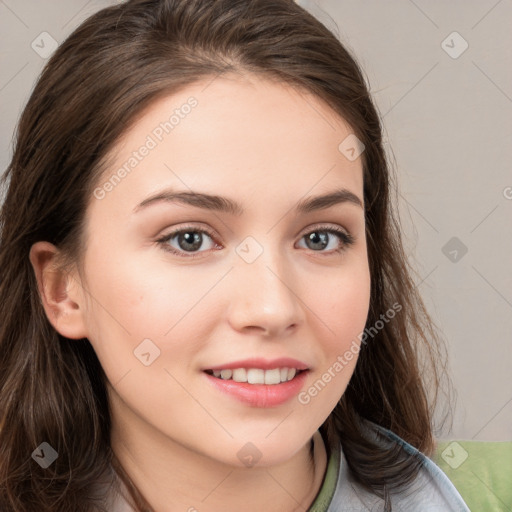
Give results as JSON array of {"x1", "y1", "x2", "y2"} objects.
[{"x1": 226, "y1": 242, "x2": 305, "y2": 337}]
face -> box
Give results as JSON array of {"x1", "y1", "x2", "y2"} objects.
[{"x1": 75, "y1": 73, "x2": 370, "y2": 467}]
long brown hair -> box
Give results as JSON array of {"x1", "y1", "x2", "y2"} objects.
[{"x1": 0, "y1": 0, "x2": 451, "y2": 510}]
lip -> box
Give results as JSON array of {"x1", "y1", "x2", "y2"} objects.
[
  {"x1": 203, "y1": 357, "x2": 310, "y2": 371},
  {"x1": 204, "y1": 369, "x2": 309, "y2": 408}
]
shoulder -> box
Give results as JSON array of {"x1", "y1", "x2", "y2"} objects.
[{"x1": 326, "y1": 421, "x2": 471, "y2": 511}]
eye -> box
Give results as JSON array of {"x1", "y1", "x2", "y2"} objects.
[
  {"x1": 156, "y1": 225, "x2": 219, "y2": 259},
  {"x1": 156, "y1": 224, "x2": 355, "y2": 258},
  {"x1": 297, "y1": 225, "x2": 355, "y2": 255}
]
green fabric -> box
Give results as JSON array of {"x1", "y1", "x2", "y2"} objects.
[
  {"x1": 434, "y1": 440, "x2": 512, "y2": 512},
  {"x1": 307, "y1": 440, "x2": 340, "y2": 511}
]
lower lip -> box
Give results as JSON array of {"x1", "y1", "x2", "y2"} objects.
[{"x1": 204, "y1": 370, "x2": 309, "y2": 408}]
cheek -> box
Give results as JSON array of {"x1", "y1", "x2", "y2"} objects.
[
  {"x1": 313, "y1": 261, "x2": 371, "y2": 347},
  {"x1": 83, "y1": 248, "x2": 196, "y2": 335},
  {"x1": 81, "y1": 252, "x2": 218, "y2": 379},
  {"x1": 297, "y1": 268, "x2": 370, "y2": 415},
  {"x1": 302, "y1": 260, "x2": 370, "y2": 393}
]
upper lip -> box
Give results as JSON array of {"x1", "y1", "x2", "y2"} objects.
[{"x1": 204, "y1": 357, "x2": 309, "y2": 371}]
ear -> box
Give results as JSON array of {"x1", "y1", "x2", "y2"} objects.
[{"x1": 29, "y1": 241, "x2": 89, "y2": 340}]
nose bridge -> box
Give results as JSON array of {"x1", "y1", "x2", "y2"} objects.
[
  {"x1": 236, "y1": 232, "x2": 290, "y2": 288},
  {"x1": 228, "y1": 233, "x2": 303, "y2": 333}
]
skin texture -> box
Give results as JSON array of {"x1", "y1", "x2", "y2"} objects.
[{"x1": 30, "y1": 73, "x2": 371, "y2": 511}]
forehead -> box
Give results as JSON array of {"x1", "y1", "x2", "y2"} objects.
[{"x1": 91, "y1": 73, "x2": 364, "y2": 216}]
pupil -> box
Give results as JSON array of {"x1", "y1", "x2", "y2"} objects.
[
  {"x1": 308, "y1": 231, "x2": 327, "y2": 250},
  {"x1": 180, "y1": 231, "x2": 201, "y2": 251}
]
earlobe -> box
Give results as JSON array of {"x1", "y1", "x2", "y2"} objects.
[{"x1": 29, "y1": 241, "x2": 88, "y2": 340}]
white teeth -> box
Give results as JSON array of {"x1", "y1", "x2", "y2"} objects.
[
  {"x1": 232, "y1": 368, "x2": 247, "y2": 382},
  {"x1": 209, "y1": 367, "x2": 303, "y2": 384},
  {"x1": 264, "y1": 368, "x2": 281, "y2": 385},
  {"x1": 220, "y1": 369, "x2": 232, "y2": 380},
  {"x1": 247, "y1": 368, "x2": 265, "y2": 384}
]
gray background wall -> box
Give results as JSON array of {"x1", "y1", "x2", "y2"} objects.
[{"x1": 1, "y1": 0, "x2": 510, "y2": 441}]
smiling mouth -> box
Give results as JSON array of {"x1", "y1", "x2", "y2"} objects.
[{"x1": 204, "y1": 368, "x2": 307, "y2": 385}]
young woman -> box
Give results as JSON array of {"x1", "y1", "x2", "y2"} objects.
[{"x1": 0, "y1": 0, "x2": 470, "y2": 510}]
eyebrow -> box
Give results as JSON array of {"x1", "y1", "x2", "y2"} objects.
[{"x1": 132, "y1": 187, "x2": 363, "y2": 215}]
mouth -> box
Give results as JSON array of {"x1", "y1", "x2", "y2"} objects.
[
  {"x1": 203, "y1": 366, "x2": 310, "y2": 408},
  {"x1": 203, "y1": 367, "x2": 307, "y2": 385}
]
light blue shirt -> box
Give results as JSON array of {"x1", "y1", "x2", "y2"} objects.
[{"x1": 312, "y1": 421, "x2": 471, "y2": 511}]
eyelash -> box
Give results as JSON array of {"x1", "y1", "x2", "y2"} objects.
[{"x1": 156, "y1": 224, "x2": 355, "y2": 259}]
